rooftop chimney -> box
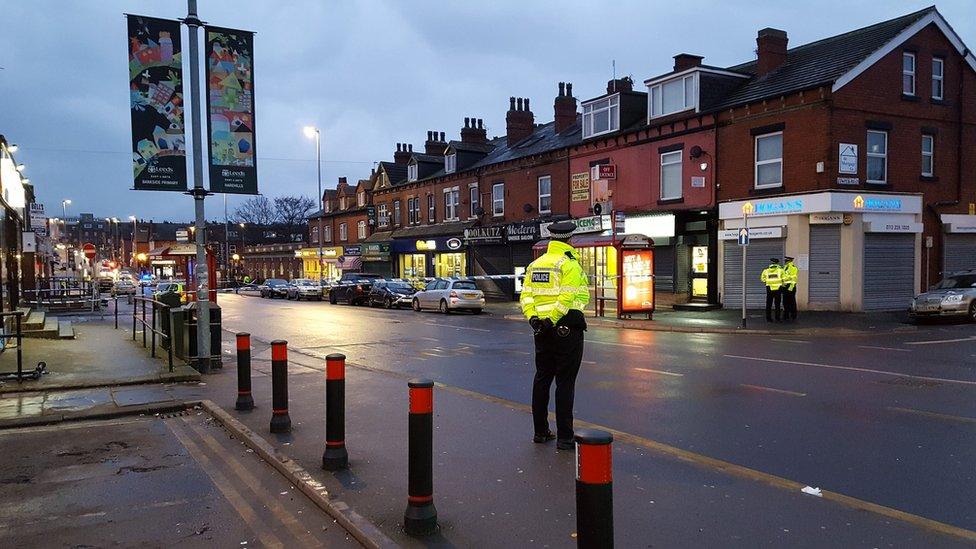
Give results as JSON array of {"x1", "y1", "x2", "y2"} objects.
[
  {"x1": 461, "y1": 116, "x2": 488, "y2": 144},
  {"x1": 506, "y1": 96, "x2": 535, "y2": 146},
  {"x1": 606, "y1": 77, "x2": 633, "y2": 94},
  {"x1": 554, "y1": 82, "x2": 576, "y2": 133},
  {"x1": 756, "y1": 28, "x2": 788, "y2": 76},
  {"x1": 424, "y1": 130, "x2": 446, "y2": 155},
  {"x1": 673, "y1": 53, "x2": 704, "y2": 72},
  {"x1": 337, "y1": 176, "x2": 347, "y2": 188},
  {"x1": 393, "y1": 142, "x2": 412, "y2": 166}
]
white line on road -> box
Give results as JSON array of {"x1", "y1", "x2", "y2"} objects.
[
  {"x1": 770, "y1": 338, "x2": 809, "y2": 344},
  {"x1": 634, "y1": 367, "x2": 684, "y2": 377},
  {"x1": 858, "y1": 345, "x2": 912, "y2": 353},
  {"x1": 724, "y1": 354, "x2": 976, "y2": 387},
  {"x1": 585, "y1": 340, "x2": 645, "y2": 349},
  {"x1": 904, "y1": 336, "x2": 976, "y2": 346},
  {"x1": 886, "y1": 406, "x2": 976, "y2": 424},
  {"x1": 582, "y1": 360, "x2": 598, "y2": 365},
  {"x1": 740, "y1": 383, "x2": 806, "y2": 397},
  {"x1": 424, "y1": 322, "x2": 491, "y2": 332}
]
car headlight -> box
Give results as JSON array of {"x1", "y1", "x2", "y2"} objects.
[{"x1": 941, "y1": 294, "x2": 964, "y2": 305}]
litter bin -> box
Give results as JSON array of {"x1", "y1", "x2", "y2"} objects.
[
  {"x1": 156, "y1": 293, "x2": 182, "y2": 351},
  {"x1": 184, "y1": 301, "x2": 223, "y2": 370}
]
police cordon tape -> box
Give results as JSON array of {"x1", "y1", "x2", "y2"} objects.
[{"x1": 219, "y1": 273, "x2": 654, "y2": 292}]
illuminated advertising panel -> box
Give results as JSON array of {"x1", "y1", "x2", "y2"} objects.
[{"x1": 620, "y1": 249, "x2": 654, "y2": 313}]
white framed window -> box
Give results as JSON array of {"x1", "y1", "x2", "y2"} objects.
[
  {"x1": 903, "y1": 52, "x2": 916, "y2": 96},
  {"x1": 932, "y1": 57, "x2": 944, "y2": 100},
  {"x1": 445, "y1": 153, "x2": 457, "y2": 174},
  {"x1": 357, "y1": 220, "x2": 367, "y2": 239},
  {"x1": 921, "y1": 134, "x2": 934, "y2": 177},
  {"x1": 339, "y1": 223, "x2": 347, "y2": 241},
  {"x1": 324, "y1": 200, "x2": 331, "y2": 213},
  {"x1": 324, "y1": 225, "x2": 332, "y2": 242},
  {"x1": 492, "y1": 183, "x2": 504, "y2": 217},
  {"x1": 582, "y1": 94, "x2": 619, "y2": 138},
  {"x1": 378, "y1": 203, "x2": 389, "y2": 228},
  {"x1": 393, "y1": 199, "x2": 401, "y2": 226},
  {"x1": 754, "y1": 132, "x2": 783, "y2": 189},
  {"x1": 427, "y1": 194, "x2": 435, "y2": 222},
  {"x1": 469, "y1": 184, "x2": 479, "y2": 218},
  {"x1": 340, "y1": 196, "x2": 347, "y2": 210},
  {"x1": 357, "y1": 191, "x2": 366, "y2": 207},
  {"x1": 409, "y1": 197, "x2": 421, "y2": 225},
  {"x1": 866, "y1": 130, "x2": 888, "y2": 184},
  {"x1": 660, "y1": 151, "x2": 683, "y2": 200},
  {"x1": 649, "y1": 74, "x2": 697, "y2": 119},
  {"x1": 311, "y1": 225, "x2": 319, "y2": 243},
  {"x1": 407, "y1": 162, "x2": 418, "y2": 182},
  {"x1": 537, "y1": 176, "x2": 551, "y2": 214},
  {"x1": 444, "y1": 187, "x2": 459, "y2": 221}
]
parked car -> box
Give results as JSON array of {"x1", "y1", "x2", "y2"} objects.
[
  {"x1": 96, "y1": 276, "x2": 115, "y2": 293},
  {"x1": 909, "y1": 270, "x2": 976, "y2": 322},
  {"x1": 154, "y1": 281, "x2": 187, "y2": 303},
  {"x1": 412, "y1": 279, "x2": 485, "y2": 314},
  {"x1": 111, "y1": 279, "x2": 137, "y2": 297},
  {"x1": 260, "y1": 279, "x2": 292, "y2": 299},
  {"x1": 368, "y1": 280, "x2": 417, "y2": 309},
  {"x1": 328, "y1": 273, "x2": 384, "y2": 305},
  {"x1": 287, "y1": 278, "x2": 323, "y2": 301}
]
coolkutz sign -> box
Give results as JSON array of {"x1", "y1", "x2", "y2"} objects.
[
  {"x1": 463, "y1": 226, "x2": 503, "y2": 243},
  {"x1": 839, "y1": 143, "x2": 858, "y2": 174}
]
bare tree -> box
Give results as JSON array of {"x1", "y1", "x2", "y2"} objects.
[
  {"x1": 234, "y1": 196, "x2": 276, "y2": 225},
  {"x1": 274, "y1": 195, "x2": 315, "y2": 227}
]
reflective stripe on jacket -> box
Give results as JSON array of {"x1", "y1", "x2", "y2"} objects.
[
  {"x1": 520, "y1": 240, "x2": 590, "y2": 323},
  {"x1": 782, "y1": 262, "x2": 798, "y2": 291},
  {"x1": 760, "y1": 264, "x2": 784, "y2": 291}
]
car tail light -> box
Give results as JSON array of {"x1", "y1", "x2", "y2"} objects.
[{"x1": 450, "y1": 290, "x2": 458, "y2": 298}]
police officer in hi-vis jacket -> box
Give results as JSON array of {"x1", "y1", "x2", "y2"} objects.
[{"x1": 519, "y1": 221, "x2": 590, "y2": 451}]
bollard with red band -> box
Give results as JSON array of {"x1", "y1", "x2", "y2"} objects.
[
  {"x1": 235, "y1": 333, "x2": 254, "y2": 411},
  {"x1": 322, "y1": 353, "x2": 348, "y2": 470},
  {"x1": 575, "y1": 429, "x2": 613, "y2": 548},
  {"x1": 269, "y1": 340, "x2": 291, "y2": 433},
  {"x1": 404, "y1": 378, "x2": 437, "y2": 536}
]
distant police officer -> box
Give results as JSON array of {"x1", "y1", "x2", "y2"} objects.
[
  {"x1": 782, "y1": 256, "x2": 798, "y2": 321},
  {"x1": 760, "y1": 257, "x2": 784, "y2": 322},
  {"x1": 520, "y1": 221, "x2": 589, "y2": 450}
]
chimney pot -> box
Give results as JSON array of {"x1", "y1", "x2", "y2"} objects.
[
  {"x1": 558, "y1": 82, "x2": 565, "y2": 97},
  {"x1": 464, "y1": 117, "x2": 470, "y2": 128},
  {"x1": 524, "y1": 98, "x2": 530, "y2": 111},
  {"x1": 478, "y1": 119, "x2": 483, "y2": 129},
  {"x1": 554, "y1": 81, "x2": 577, "y2": 133},
  {"x1": 516, "y1": 97, "x2": 523, "y2": 111},
  {"x1": 510, "y1": 97, "x2": 516, "y2": 111},
  {"x1": 408, "y1": 144, "x2": 412, "y2": 152},
  {"x1": 566, "y1": 83, "x2": 573, "y2": 97},
  {"x1": 396, "y1": 143, "x2": 401, "y2": 152},
  {"x1": 440, "y1": 132, "x2": 445, "y2": 141},
  {"x1": 673, "y1": 53, "x2": 705, "y2": 72}
]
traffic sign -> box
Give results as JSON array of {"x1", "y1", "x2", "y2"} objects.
[
  {"x1": 82, "y1": 242, "x2": 96, "y2": 259},
  {"x1": 737, "y1": 228, "x2": 749, "y2": 246}
]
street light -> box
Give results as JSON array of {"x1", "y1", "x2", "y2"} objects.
[
  {"x1": 129, "y1": 215, "x2": 138, "y2": 268},
  {"x1": 15, "y1": 164, "x2": 25, "y2": 172},
  {"x1": 740, "y1": 202, "x2": 753, "y2": 329},
  {"x1": 303, "y1": 125, "x2": 323, "y2": 287}
]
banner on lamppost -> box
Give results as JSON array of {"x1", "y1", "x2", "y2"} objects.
[
  {"x1": 126, "y1": 15, "x2": 188, "y2": 191},
  {"x1": 205, "y1": 26, "x2": 258, "y2": 195}
]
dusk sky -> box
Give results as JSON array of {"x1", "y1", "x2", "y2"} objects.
[{"x1": 2, "y1": 0, "x2": 973, "y2": 222}]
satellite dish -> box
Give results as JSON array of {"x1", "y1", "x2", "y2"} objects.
[{"x1": 593, "y1": 203, "x2": 603, "y2": 215}]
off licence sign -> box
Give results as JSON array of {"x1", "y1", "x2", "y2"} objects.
[{"x1": 598, "y1": 164, "x2": 616, "y2": 179}]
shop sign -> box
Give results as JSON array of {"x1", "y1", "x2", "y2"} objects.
[
  {"x1": 941, "y1": 214, "x2": 976, "y2": 233},
  {"x1": 416, "y1": 239, "x2": 437, "y2": 251},
  {"x1": 753, "y1": 199, "x2": 804, "y2": 216},
  {"x1": 598, "y1": 164, "x2": 617, "y2": 179},
  {"x1": 446, "y1": 238, "x2": 462, "y2": 250},
  {"x1": 865, "y1": 222, "x2": 922, "y2": 233},
  {"x1": 176, "y1": 229, "x2": 189, "y2": 242},
  {"x1": 837, "y1": 177, "x2": 860, "y2": 185},
  {"x1": 614, "y1": 211, "x2": 626, "y2": 234},
  {"x1": 809, "y1": 213, "x2": 843, "y2": 224},
  {"x1": 464, "y1": 226, "x2": 504, "y2": 244},
  {"x1": 505, "y1": 222, "x2": 539, "y2": 243},
  {"x1": 719, "y1": 227, "x2": 783, "y2": 240},
  {"x1": 366, "y1": 206, "x2": 376, "y2": 226},
  {"x1": 853, "y1": 195, "x2": 902, "y2": 211},
  {"x1": 570, "y1": 172, "x2": 590, "y2": 202},
  {"x1": 620, "y1": 249, "x2": 654, "y2": 314},
  {"x1": 691, "y1": 176, "x2": 705, "y2": 188},
  {"x1": 362, "y1": 243, "x2": 390, "y2": 257},
  {"x1": 540, "y1": 215, "x2": 607, "y2": 238},
  {"x1": 343, "y1": 245, "x2": 362, "y2": 256},
  {"x1": 838, "y1": 143, "x2": 858, "y2": 174}
]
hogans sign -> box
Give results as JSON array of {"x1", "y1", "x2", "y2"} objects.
[{"x1": 126, "y1": 15, "x2": 187, "y2": 191}]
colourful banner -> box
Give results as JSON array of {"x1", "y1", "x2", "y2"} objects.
[
  {"x1": 620, "y1": 248, "x2": 655, "y2": 313},
  {"x1": 127, "y1": 15, "x2": 187, "y2": 191},
  {"x1": 205, "y1": 26, "x2": 258, "y2": 194}
]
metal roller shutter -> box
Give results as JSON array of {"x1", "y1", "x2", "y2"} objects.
[
  {"x1": 944, "y1": 234, "x2": 976, "y2": 275},
  {"x1": 675, "y1": 245, "x2": 690, "y2": 294},
  {"x1": 863, "y1": 233, "x2": 915, "y2": 311},
  {"x1": 653, "y1": 246, "x2": 675, "y2": 292},
  {"x1": 808, "y1": 224, "x2": 841, "y2": 305},
  {"x1": 723, "y1": 238, "x2": 785, "y2": 309}
]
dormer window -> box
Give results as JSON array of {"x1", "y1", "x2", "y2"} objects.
[
  {"x1": 339, "y1": 196, "x2": 347, "y2": 210},
  {"x1": 407, "y1": 162, "x2": 418, "y2": 182},
  {"x1": 324, "y1": 200, "x2": 331, "y2": 213},
  {"x1": 357, "y1": 191, "x2": 365, "y2": 207},
  {"x1": 582, "y1": 94, "x2": 619, "y2": 139},
  {"x1": 649, "y1": 73, "x2": 697, "y2": 119},
  {"x1": 445, "y1": 153, "x2": 457, "y2": 174}
]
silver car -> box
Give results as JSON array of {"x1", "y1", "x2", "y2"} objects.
[
  {"x1": 909, "y1": 270, "x2": 976, "y2": 322},
  {"x1": 412, "y1": 279, "x2": 485, "y2": 314},
  {"x1": 287, "y1": 278, "x2": 323, "y2": 301}
]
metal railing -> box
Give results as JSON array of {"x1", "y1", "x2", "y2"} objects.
[
  {"x1": 0, "y1": 311, "x2": 47, "y2": 382},
  {"x1": 22, "y1": 286, "x2": 100, "y2": 313},
  {"x1": 126, "y1": 295, "x2": 174, "y2": 372}
]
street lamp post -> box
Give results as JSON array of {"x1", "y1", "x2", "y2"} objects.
[
  {"x1": 304, "y1": 126, "x2": 323, "y2": 288},
  {"x1": 740, "y1": 202, "x2": 753, "y2": 329},
  {"x1": 129, "y1": 215, "x2": 137, "y2": 269},
  {"x1": 61, "y1": 199, "x2": 71, "y2": 243}
]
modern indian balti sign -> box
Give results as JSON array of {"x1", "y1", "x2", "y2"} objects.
[
  {"x1": 205, "y1": 27, "x2": 258, "y2": 194},
  {"x1": 126, "y1": 15, "x2": 187, "y2": 191}
]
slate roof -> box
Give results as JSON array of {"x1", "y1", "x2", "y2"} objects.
[
  {"x1": 448, "y1": 140, "x2": 496, "y2": 154},
  {"x1": 390, "y1": 221, "x2": 475, "y2": 239},
  {"x1": 378, "y1": 161, "x2": 408, "y2": 185},
  {"x1": 410, "y1": 153, "x2": 443, "y2": 164},
  {"x1": 470, "y1": 117, "x2": 581, "y2": 169},
  {"x1": 710, "y1": 6, "x2": 935, "y2": 111}
]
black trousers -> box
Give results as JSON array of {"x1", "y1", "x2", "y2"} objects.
[
  {"x1": 765, "y1": 288, "x2": 782, "y2": 321},
  {"x1": 782, "y1": 287, "x2": 797, "y2": 320},
  {"x1": 532, "y1": 325, "x2": 584, "y2": 441}
]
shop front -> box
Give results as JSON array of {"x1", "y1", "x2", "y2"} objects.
[
  {"x1": 297, "y1": 246, "x2": 343, "y2": 281},
  {"x1": 718, "y1": 191, "x2": 923, "y2": 312},
  {"x1": 392, "y1": 235, "x2": 467, "y2": 280},
  {"x1": 361, "y1": 242, "x2": 393, "y2": 277},
  {"x1": 941, "y1": 214, "x2": 976, "y2": 275}
]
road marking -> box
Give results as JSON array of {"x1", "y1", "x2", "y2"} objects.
[
  {"x1": 424, "y1": 322, "x2": 491, "y2": 332},
  {"x1": 887, "y1": 407, "x2": 976, "y2": 424},
  {"x1": 724, "y1": 354, "x2": 976, "y2": 387},
  {"x1": 904, "y1": 336, "x2": 976, "y2": 345},
  {"x1": 858, "y1": 345, "x2": 912, "y2": 353},
  {"x1": 740, "y1": 383, "x2": 806, "y2": 397},
  {"x1": 582, "y1": 360, "x2": 597, "y2": 365},
  {"x1": 634, "y1": 367, "x2": 684, "y2": 377},
  {"x1": 585, "y1": 340, "x2": 644, "y2": 349},
  {"x1": 770, "y1": 338, "x2": 809, "y2": 344},
  {"x1": 459, "y1": 342, "x2": 481, "y2": 348}
]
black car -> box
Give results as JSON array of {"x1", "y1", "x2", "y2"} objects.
[
  {"x1": 328, "y1": 273, "x2": 384, "y2": 305},
  {"x1": 368, "y1": 280, "x2": 417, "y2": 309},
  {"x1": 260, "y1": 278, "x2": 291, "y2": 298}
]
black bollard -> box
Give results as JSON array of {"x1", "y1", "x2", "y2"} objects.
[
  {"x1": 404, "y1": 378, "x2": 437, "y2": 536},
  {"x1": 235, "y1": 332, "x2": 254, "y2": 411},
  {"x1": 322, "y1": 353, "x2": 348, "y2": 470},
  {"x1": 574, "y1": 429, "x2": 614, "y2": 548},
  {"x1": 269, "y1": 340, "x2": 291, "y2": 433}
]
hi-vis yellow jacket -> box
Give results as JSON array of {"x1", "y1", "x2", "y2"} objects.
[
  {"x1": 761, "y1": 264, "x2": 784, "y2": 291},
  {"x1": 520, "y1": 240, "x2": 590, "y2": 323},
  {"x1": 782, "y1": 261, "x2": 798, "y2": 291}
]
